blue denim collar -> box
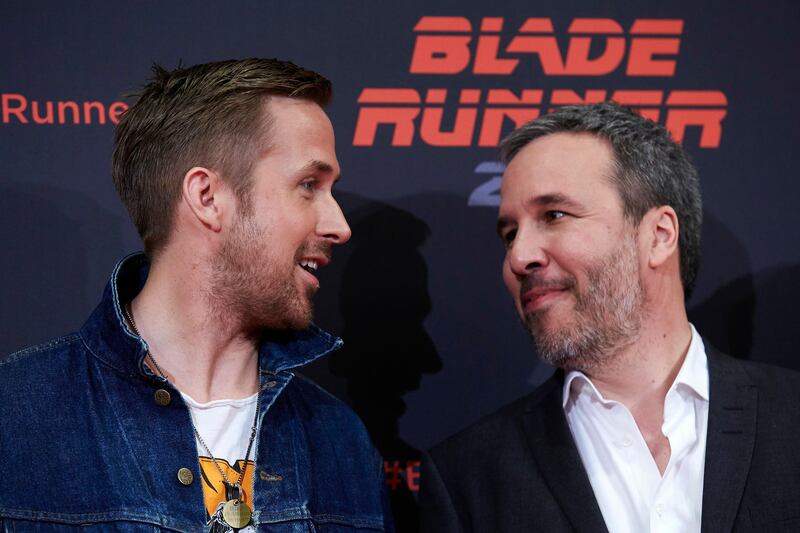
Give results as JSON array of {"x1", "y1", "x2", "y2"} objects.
[{"x1": 79, "y1": 252, "x2": 342, "y2": 382}]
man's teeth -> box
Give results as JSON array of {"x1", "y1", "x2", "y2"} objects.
[{"x1": 300, "y1": 259, "x2": 318, "y2": 272}]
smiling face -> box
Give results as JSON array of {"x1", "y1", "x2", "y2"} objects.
[
  {"x1": 498, "y1": 132, "x2": 645, "y2": 370},
  {"x1": 211, "y1": 96, "x2": 351, "y2": 332}
]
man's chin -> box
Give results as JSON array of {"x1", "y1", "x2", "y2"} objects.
[
  {"x1": 523, "y1": 315, "x2": 579, "y2": 363},
  {"x1": 523, "y1": 310, "x2": 559, "y2": 338},
  {"x1": 278, "y1": 302, "x2": 314, "y2": 332},
  {"x1": 247, "y1": 300, "x2": 314, "y2": 333},
  {"x1": 284, "y1": 315, "x2": 313, "y2": 332}
]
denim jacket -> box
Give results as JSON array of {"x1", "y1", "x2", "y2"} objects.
[{"x1": 0, "y1": 254, "x2": 392, "y2": 532}]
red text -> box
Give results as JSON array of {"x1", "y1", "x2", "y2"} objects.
[
  {"x1": 410, "y1": 17, "x2": 683, "y2": 77},
  {"x1": 1, "y1": 94, "x2": 128, "y2": 125},
  {"x1": 354, "y1": 88, "x2": 727, "y2": 148},
  {"x1": 384, "y1": 460, "x2": 421, "y2": 492}
]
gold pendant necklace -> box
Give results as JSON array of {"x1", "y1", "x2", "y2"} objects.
[
  {"x1": 125, "y1": 303, "x2": 259, "y2": 530},
  {"x1": 222, "y1": 498, "x2": 252, "y2": 529}
]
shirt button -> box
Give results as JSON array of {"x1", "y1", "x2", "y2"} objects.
[
  {"x1": 264, "y1": 381, "x2": 277, "y2": 389},
  {"x1": 620, "y1": 435, "x2": 632, "y2": 447},
  {"x1": 177, "y1": 467, "x2": 194, "y2": 486},
  {"x1": 655, "y1": 503, "x2": 664, "y2": 516},
  {"x1": 154, "y1": 389, "x2": 172, "y2": 406}
]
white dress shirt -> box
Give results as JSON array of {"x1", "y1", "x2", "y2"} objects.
[{"x1": 563, "y1": 325, "x2": 709, "y2": 533}]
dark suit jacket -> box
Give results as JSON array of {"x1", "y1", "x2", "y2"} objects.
[{"x1": 420, "y1": 347, "x2": 800, "y2": 532}]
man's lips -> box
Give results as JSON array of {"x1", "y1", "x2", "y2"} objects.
[
  {"x1": 298, "y1": 265, "x2": 320, "y2": 289},
  {"x1": 297, "y1": 255, "x2": 330, "y2": 289},
  {"x1": 295, "y1": 240, "x2": 333, "y2": 290},
  {"x1": 521, "y1": 287, "x2": 568, "y2": 311}
]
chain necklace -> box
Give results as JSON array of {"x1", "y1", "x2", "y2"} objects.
[{"x1": 125, "y1": 303, "x2": 259, "y2": 531}]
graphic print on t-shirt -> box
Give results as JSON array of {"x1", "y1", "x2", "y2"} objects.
[{"x1": 198, "y1": 456, "x2": 255, "y2": 518}]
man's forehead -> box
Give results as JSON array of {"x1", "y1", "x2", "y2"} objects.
[
  {"x1": 256, "y1": 98, "x2": 339, "y2": 170},
  {"x1": 499, "y1": 132, "x2": 623, "y2": 219},
  {"x1": 504, "y1": 133, "x2": 615, "y2": 188},
  {"x1": 508, "y1": 131, "x2": 613, "y2": 170},
  {"x1": 264, "y1": 96, "x2": 331, "y2": 125}
]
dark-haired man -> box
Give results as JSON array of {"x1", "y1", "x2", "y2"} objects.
[
  {"x1": 0, "y1": 59, "x2": 392, "y2": 532},
  {"x1": 420, "y1": 102, "x2": 800, "y2": 532}
]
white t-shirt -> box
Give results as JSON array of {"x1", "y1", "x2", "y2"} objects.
[{"x1": 182, "y1": 391, "x2": 259, "y2": 531}]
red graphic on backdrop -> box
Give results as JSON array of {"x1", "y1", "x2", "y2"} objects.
[
  {"x1": 354, "y1": 16, "x2": 727, "y2": 149},
  {"x1": 1, "y1": 94, "x2": 128, "y2": 125},
  {"x1": 410, "y1": 17, "x2": 682, "y2": 76},
  {"x1": 384, "y1": 460, "x2": 421, "y2": 492},
  {"x1": 354, "y1": 88, "x2": 726, "y2": 148}
]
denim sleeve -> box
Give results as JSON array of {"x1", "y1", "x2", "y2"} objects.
[{"x1": 378, "y1": 451, "x2": 396, "y2": 533}]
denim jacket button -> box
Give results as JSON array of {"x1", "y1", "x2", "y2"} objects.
[
  {"x1": 177, "y1": 467, "x2": 194, "y2": 486},
  {"x1": 154, "y1": 389, "x2": 172, "y2": 406}
]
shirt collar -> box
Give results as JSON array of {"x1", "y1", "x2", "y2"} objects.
[
  {"x1": 562, "y1": 370, "x2": 602, "y2": 408},
  {"x1": 668, "y1": 323, "x2": 709, "y2": 402},
  {"x1": 80, "y1": 252, "x2": 342, "y2": 380},
  {"x1": 561, "y1": 324, "x2": 709, "y2": 408}
]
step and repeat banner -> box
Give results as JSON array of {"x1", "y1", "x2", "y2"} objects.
[{"x1": 2, "y1": 2, "x2": 798, "y2": 530}]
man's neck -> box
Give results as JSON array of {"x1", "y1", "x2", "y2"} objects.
[
  {"x1": 581, "y1": 317, "x2": 693, "y2": 408},
  {"x1": 577, "y1": 305, "x2": 693, "y2": 475},
  {"x1": 128, "y1": 254, "x2": 260, "y2": 403}
]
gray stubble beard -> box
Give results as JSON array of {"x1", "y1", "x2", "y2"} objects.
[{"x1": 523, "y1": 234, "x2": 644, "y2": 373}]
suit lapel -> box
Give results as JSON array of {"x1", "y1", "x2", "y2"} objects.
[
  {"x1": 701, "y1": 347, "x2": 757, "y2": 532},
  {"x1": 522, "y1": 375, "x2": 608, "y2": 533}
]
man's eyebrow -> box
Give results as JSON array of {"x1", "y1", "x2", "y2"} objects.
[
  {"x1": 530, "y1": 193, "x2": 583, "y2": 210},
  {"x1": 298, "y1": 159, "x2": 336, "y2": 175},
  {"x1": 496, "y1": 193, "x2": 585, "y2": 237}
]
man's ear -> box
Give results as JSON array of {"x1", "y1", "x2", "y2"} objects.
[
  {"x1": 644, "y1": 205, "x2": 679, "y2": 269},
  {"x1": 182, "y1": 166, "x2": 231, "y2": 232}
]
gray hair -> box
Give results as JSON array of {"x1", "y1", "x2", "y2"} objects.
[{"x1": 500, "y1": 102, "x2": 702, "y2": 299}]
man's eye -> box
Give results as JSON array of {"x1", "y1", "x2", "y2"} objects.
[
  {"x1": 502, "y1": 229, "x2": 517, "y2": 247},
  {"x1": 545, "y1": 211, "x2": 566, "y2": 221},
  {"x1": 301, "y1": 179, "x2": 316, "y2": 191}
]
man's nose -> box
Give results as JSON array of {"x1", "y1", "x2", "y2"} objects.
[
  {"x1": 318, "y1": 195, "x2": 352, "y2": 245},
  {"x1": 506, "y1": 227, "x2": 548, "y2": 278}
]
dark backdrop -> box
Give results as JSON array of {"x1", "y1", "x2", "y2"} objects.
[{"x1": 2, "y1": 2, "x2": 798, "y2": 530}]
